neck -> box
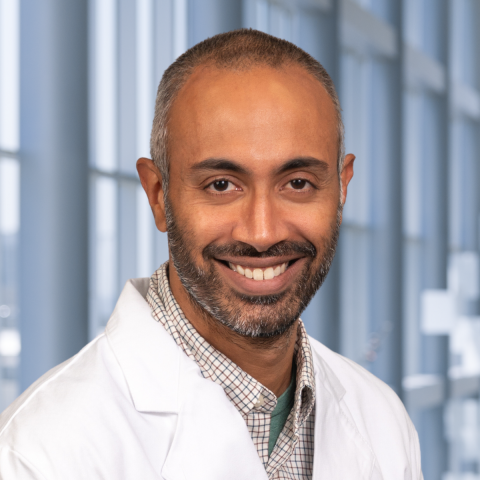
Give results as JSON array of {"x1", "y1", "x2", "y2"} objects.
[{"x1": 169, "y1": 261, "x2": 297, "y2": 397}]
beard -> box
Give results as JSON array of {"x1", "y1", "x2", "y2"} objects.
[{"x1": 166, "y1": 200, "x2": 341, "y2": 339}]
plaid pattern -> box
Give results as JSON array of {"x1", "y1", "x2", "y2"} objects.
[{"x1": 147, "y1": 263, "x2": 316, "y2": 479}]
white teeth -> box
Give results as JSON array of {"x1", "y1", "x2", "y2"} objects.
[
  {"x1": 264, "y1": 267, "x2": 274, "y2": 280},
  {"x1": 228, "y1": 261, "x2": 290, "y2": 281},
  {"x1": 253, "y1": 269, "x2": 264, "y2": 281}
]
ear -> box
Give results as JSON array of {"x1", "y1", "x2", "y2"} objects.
[
  {"x1": 136, "y1": 157, "x2": 167, "y2": 232},
  {"x1": 340, "y1": 153, "x2": 355, "y2": 207}
]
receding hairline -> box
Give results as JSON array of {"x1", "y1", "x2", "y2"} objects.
[{"x1": 168, "y1": 60, "x2": 339, "y2": 123}]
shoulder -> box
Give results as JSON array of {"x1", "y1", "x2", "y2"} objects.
[
  {"x1": 0, "y1": 333, "x2": 122, "y2": 431},
  {"x1": 308, "y1": 335, "x2": 410, "y2": 426},
  {"x1": 0, "y1": 333, "x2": 128, "y2": 472},
  {"x1": 308, "y1": 335, "x2": 403, "y2": 410},
  {"x1": 309, "y1": 337, "x2": 403, "y2": 408}
]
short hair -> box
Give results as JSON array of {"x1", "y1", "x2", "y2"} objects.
[{"x1": 150, "y1": 28, "x2": 344, "y2": 194}]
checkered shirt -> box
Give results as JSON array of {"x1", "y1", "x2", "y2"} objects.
[{"x1": 146, "y1": 263, "x2": 316, "y2": 479}]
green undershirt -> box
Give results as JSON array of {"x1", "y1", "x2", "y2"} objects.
[{"x1": 268, "y1": 367, "x2": 296, "y2": 457}]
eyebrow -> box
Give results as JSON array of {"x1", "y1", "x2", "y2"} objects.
[
  {"x1": 274, "y1": 157, "x2": 330, "y2": 175},
  {"x1": 190, "y1": 158, "x2": 252, "y2": 175}
]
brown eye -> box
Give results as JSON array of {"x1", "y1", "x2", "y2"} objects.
[
  {"x1": 290, "y1": 179, "x2": 307, "y2": 189},
  {"x1": 213, "y1": 180, "x2": 229, "y2": 191}
]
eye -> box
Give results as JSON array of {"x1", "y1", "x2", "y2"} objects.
[
  {"x1": 289, "y1": 179, "x2": 309, "y2": 190},
  {"x1": 207, "y1": 179, "x2": 237, "y2": 193}
]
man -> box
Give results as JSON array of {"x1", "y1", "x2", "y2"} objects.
[{"x1": 0, "y1": 29, "x2": 422, "y2": 479}]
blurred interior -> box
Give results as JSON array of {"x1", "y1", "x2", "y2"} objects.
[{"x1": 0, "y1": 0, "x2": 479, "y2": 478}]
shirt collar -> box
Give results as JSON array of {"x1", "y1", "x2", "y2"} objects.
[{"x1": 147, "y1": 262, "x2": 316, "y2": 428}]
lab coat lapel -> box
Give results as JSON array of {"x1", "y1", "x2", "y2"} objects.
[
  {"x1": 162, "y1": 352, "x2": 268, "y2": 480},
  {"x1": 312, "y1": 350, "x2": 382, "y2": 480},
  {"x1": 109, "y1": 279, "x2": 267, "y2": 480},
  {"x1": 106, "y1": 278, "x2": 180, "y2": 413}
]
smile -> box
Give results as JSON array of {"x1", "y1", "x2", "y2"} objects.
[
  {"x1": 214, "y1": 256, "x2": 306, "y2": 296},
  {"x1": 227, "y1": 262, "x2": 289, "y2": 281}
]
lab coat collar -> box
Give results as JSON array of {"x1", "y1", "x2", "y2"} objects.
[{"x1": 105, "y1": 278, "x2": 181, "y2": 414}]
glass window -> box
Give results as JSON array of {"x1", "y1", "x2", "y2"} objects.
[
  {"x1": 353, "y1": 0, "x2": 395, "y2": 24},
  {"x1": 451, "y1": 0, "x2": 478, "y2": 87},
  {"x1": 88, "y1": 0, "x2": 169, "y2": 338},
  {"x1": 404, "y1": 0, "x2": 445, "y2": 63},
  {"x1": 0, "y1": 0, "x2": 20, "y2": 410},
  {"x1": 450, "y1": 117, "x2": 479, "y2": 251},
  {"x1": 0, "y1": 157, "x2": 20, "y2": 410}
]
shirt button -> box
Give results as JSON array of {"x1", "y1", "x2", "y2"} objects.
[{"x1": 255, "y1": 394, "x2": 265, "y2": 408}]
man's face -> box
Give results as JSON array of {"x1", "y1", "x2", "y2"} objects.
[{"x1": 164, "y1": 64, "x2": 350, "y2": 337}]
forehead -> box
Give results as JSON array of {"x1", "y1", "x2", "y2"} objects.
[{"x1": 167, "y1": 63, "x2": 338, "y2": 168}]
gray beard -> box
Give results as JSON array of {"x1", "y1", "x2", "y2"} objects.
[{"x1": 165, "y1": 199, "x2": 341, "y2": 338}]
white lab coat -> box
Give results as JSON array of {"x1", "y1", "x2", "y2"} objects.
[{"x1": 0, "y1": 278, "x2": 422, "y2": 479}]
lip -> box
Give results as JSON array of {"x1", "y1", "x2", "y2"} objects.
[{"x1": 214, "y1": 256, "x2": 307, "y2": 296}]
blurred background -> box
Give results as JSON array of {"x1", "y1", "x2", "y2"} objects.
[{"x1": 0, "y1": 0, "x2": 479, "y2": 478}]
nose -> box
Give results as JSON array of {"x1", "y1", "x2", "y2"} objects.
[{"x1": 231, "y1": 191, "x2": 289, "y2": 253}]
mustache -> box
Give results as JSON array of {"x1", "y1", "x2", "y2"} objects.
[{"x1": 203, "y1": 240, "x2": 317, "y2": 260}]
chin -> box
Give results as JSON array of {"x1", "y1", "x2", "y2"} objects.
[{"x1": 199, "y1": 288, "x2": 303, "y2": 339}]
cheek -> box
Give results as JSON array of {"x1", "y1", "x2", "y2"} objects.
[
  {"x1": 289, "y1": 210, "x2": 337, "y2": 247},
  {"x1": 283, "y1": 192, "x2": 340, "y2": 233},
  {"x1": 195, "y1": 210, "x2": 233, "y2": 238},
  {"x1": 175, "y1": 203, "x2": 233, "y2": 248}
]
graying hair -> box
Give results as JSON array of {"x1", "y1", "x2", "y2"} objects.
[{"x1": 150, "y1": 28, "x2": 345, "y2": 196}]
